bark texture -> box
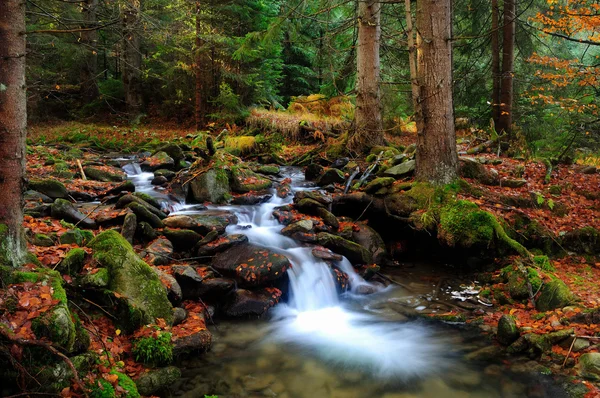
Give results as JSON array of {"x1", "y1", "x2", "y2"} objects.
[
  {"x1": 415, "y1": 0, "x2": 459, "y2": 185},
  {"x1": 491, "y1": 0, "x2": 501, "y2": 124},
  {"x1": 498, "y1": 0, "x2": 515, "y2": 135},
  {"x1": 195, "y1": 1, "x2": 204, "y2": 130},
  {"x1": 0, "y1": 0, "x2": 28, "y2": 266},
  {"x1": 80, "y1": 0, "x2": 99, "y2": 102},
  {"x1": 350, "y1": 0, "x2": 384, "y2": 153},
  {"x1": 122, "y1": 0, "x2": 143, "y2": 117}
]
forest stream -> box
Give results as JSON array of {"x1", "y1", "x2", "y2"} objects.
[{"x1": 122, "y1": 161, "x2": 569, "y2": 398}]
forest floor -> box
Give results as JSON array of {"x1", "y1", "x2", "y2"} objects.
[{"x1": 6, "y1": 120, "x2": 600, "y2": 396}]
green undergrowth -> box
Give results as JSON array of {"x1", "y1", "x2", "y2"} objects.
[{"x1": 132, "y1": 331, "x2": 173, "y2": 366}]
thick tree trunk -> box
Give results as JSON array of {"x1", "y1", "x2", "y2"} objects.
[
  {"x1": 497, "y1": 0, "x2": 515, "y2": 135},
  {"x1": 122, "y1": 0, "x2": 143, "y2": 117},
  {"x1": 350, "y1": 0, "x2": 384, "y2": 153},
  {"x1": 415, "y1": 0, "x2": 459, "y2": 185},
  {"x1": 491, "y1": 0, "x2": 501, "y2": 124},
  {"x1": 0, "y1": 0, "x2": 28, "y2": 266},
  {"x1": 195, "y1": 1, "x2": 204, "y2": 130},
  {"x1": 80, "y1": 0, "x2": 99, "y2": 102}
]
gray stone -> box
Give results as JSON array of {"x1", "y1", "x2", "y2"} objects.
[
  {"x1": 383, "y1": 160, "x2": 415, "y2": 177},
  {"x1": 189, "y1": 169, "x2": 231, "y2": 203},
  {"x1": 51, "y1": 199, "x2": 97, "y2": 229}
]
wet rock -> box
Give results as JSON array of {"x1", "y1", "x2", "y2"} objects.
[
  {"x1": 231, "y1": 193, "x2": 272, "y2": 205},
  {"x1": 497, "y1": 314, "x2": 520, "y2": 346},
  {"x1": 153, "y1": 268, "x2": 182, "y2": 303},
  {"x1": 560, "y1": 336, "x2": 590, "y2": 353},
  {"x1": 173, "y1": 328, "x2": 212, "y2": 356},
  {"x1": 536, "y1": 279, "x2": 575, "y2": 311},
  {"x1": 154, "y1": 169, "x2": 176, "y2": 181},
  {"x1": 172, "y1": 265, "x2": 204, "y2": 299},
  {"x1": 315, "y1": 207, "x2": 339, "y2": 229},
  {"x1": 127, "y1": 202, "x2": 164, "y2": 228},
  {"x1": 465, "y1": 345, "x2": 503, "y2": 362},
  {"x1": 212, "y1": 243, "x2": 291, "y2": 287},
  {"x1": 141, "y1": 151, "x2": 175, "y2": 171},
  {"x1": 230, "y1": 167, "x2": 272, "y2": 193},
  {"x1": 69, "y1": 190, "x2": 95, "y2": 202},
  {"x1": 507, "y1": 333, "x2": 551, "y2": 358},
  {"x1": 164, "y1": 212, "x2": 237, "y2": 235},
  {"x1": 83, "y1": 166, "x2": 124, "y2": 182},
  {"x1": 547, "y1": 328, "x2": 574, "y2": 344},
  {"x1": 29, "y1": 179, "x2": 69, "y2": 199},
  {"x1": 104, "y1": 181, "x2": 136, "y2": 196},
  {"x1": 256, "y1": 165, "x2": 280, "y2": 175},
  {"x1": 145, "y1": 238, "x2": 174, "y2": 266},
  {"x1": 196, "y1": 229, "x2": 219, "y2": 246},
  {"x1": 305, "y1": 163, "x2": 324, "y2": 181},
  {"x1": 155, "y1": 143, "x2": 185, "y2": 164},
  {"x1": 351, "y1": 223, "x2": 388, "y2": 265},
  {"x1": 51, "y1": 199, "x2": 97, "y2": 229},
  {"x1": 295, "y1": 199, "x2": 326, "y2": 215},
  {"x1": 383, "y1": 160, "x2": 416, "y2": 178},
  {"x1": 194, "y1": 277, "x2": 236, "y2": 300},
  {"x1": 281, "y1": 220, "x2": 314, "y2": 236},
  {"x1": 272, "y1": 208, "x2": 295, "y2": 225},
  {"x1": 116, "y1": 194, "x2": 167, "y2": 219},
  {"x1": 135, "y1": 366, "x2": 181, "y2": 397},
  {"x1": 60, "y1": 228, "x2": 94, "y2": 246},
  {"x1": 312, "y1": 247, "x2": 343, "y2": 261},
  {"x1": 501, "y1": 178, "x2": 527, "y2": 188},
  {"x1": 315, "y1": 232, "x2": 373, "y2": 265},
  {"x1": 189, "y1": 169, "x2": 231, "y2": 204},
  {"x1": 197, "y1": 234, "x2": 248, "y2": 257},
  {"x1": 317, "y1": 168, "x2": 345, "y2": 185},
  {"x1": 223, "y1": 288, "x2": 281, "y2": 317},
  {"x1": 577, "y1": 353, "x2": 600, "y2": 380},
  {"x1": 163, "y1": 227, "x2": 203, "y2": 251},
  {"x1": 121, "y1": 212, "x2": 137, "y2": 244},
  {"x1": 57, "y1": 248, "x2": 86, "y2": 276},
  {"x1": 364, "y1": 177, "x2": 395, "y2": 193},
  {"x1": 152, "y1": 176, "x2": 168, "y2": 186},
  {"x1": 331, "y1": 157, "x2": 349, "y2": 169},
  {"x1": 88, "y1": 230, "x2": 173, "y2": 331},
  {"x1": 173, "y1": 307, "x2": 187, "y2": 325}
]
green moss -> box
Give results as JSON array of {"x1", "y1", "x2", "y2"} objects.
[
  {"x1": 479, "y1": 289, "x2": 491, "y2": 298},
  {"x1": 132, "y1": 331, "x2": 173, "y2": 366},
  {"x1": 534, "y1": 255, "x2": 555, "y2": 271},
  {"x1": 113, "y1": 370, "x2": 140, "y2": 398},
  {"x1": 90, "y1": 378, "x2": 116, "y2": 398},
  {"x1": 532, "y1": 312, "x2": 546, "y2": 321},
  {"x1": 430, "y1": 313, "x2": 467, "y2": 323},
  {"x1": 438, "y1": 200, "x2": 495, "y2": 247}
]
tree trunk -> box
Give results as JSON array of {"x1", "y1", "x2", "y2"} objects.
[
  {"x1": 195, "y1": 1, "x2": 204, "y2": 130},
  {"x1": 497, "y1": 0, "x2": 515, "y2": 135},
  {"x1": 350, "y1": 0, "x2": 384, "y2": 153},
  {"x1": 0, "y1": 0, "x2": 28, "y2": 266},
  {"x1": 122, "y1": 0, "x2": 143, "y2": 117},
  {"x1": 414, "y1": 0, "x2": 459, "y2": 185},
  {"x1": 80, "y1": 0, "x2": 99, "y2": 102},
  {"x1": 491, "y1": 0, "x2": 501, "y2": 124},
  {"x1": 405, "y1": 0, "x2": 420, "y2": 121}
]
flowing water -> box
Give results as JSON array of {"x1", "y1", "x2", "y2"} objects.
[{"x1": 123, "y1": 162, "x2": 567, "y2": 398}]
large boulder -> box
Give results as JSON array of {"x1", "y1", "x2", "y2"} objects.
[
  {"x1": 230, "y1": 166, "x2": 272, "y2": 193},
  {"x1": 88, "y1": 230, "x2": 173, "y2": 331},
  {"x1": 141, "y1": 151, "x2": 175, "y2": 171},
  {"x1": 458, "y1": 158, "x2": 499, "y2": 185},
  {"x1": 83, "y1": 166, "x2": 125, "y2": 182},
  {"x1": 351, "y1": 223, "x2": 389, "y2": 265},
  {"x1": 163, "y1": 211, "x2": 237, "y2": 235},
  {"x1": 577, "y1": 353, "x2": 600, "y2": 380},
  {"x1": 29, "y1": 179, "x2": 69, "y2": 199},
  {"x1": 163, "y1": 227, "x2": 203, "y2": 251},
  {"x1": 536, "y1": 279, "x2": 575, "y2": 311},
  {"x1": 497, "y1": 314, "x2": 520, "y2": 346},
  {"x1": 316, "y1": 232, "x2": 373, "y2": 265},
  {"x1": 223, "y1": 288, "x2": 282, "y2": 317},
  {"x1": 196, "y1": 234, "x2": 248, "y2": 256},
  {"x1": 145, "y1": 238, "x2": 174, "y2": 266},
  {"x1": 135, "y1": 366, "x2": 181, "y2": 397},
  {"x1": 317, "y1": 168, "x2": 345, "y2": 185},
  {"x1": 211, "y1": 244, "x2": 291, "y2": 287},
  {"x1": 383, "y1": 160, "x2": 416, "y2": 178},
  {"x1": 189, "y1": 169, "x2": 231, "y2": 204},
  {"x1": 51, "y1": 199, "x2": 97, "y2": 229}
]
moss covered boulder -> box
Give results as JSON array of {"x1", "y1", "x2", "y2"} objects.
[
  {"x1": 577, "y1": 353, "x2": 600, "y2": 380},
  {"x1": 189, "y1": 169, "x2": 231, "y2": 203},
  {"x1": 317, "y1": 168, "x2": 345, "y2": 185},
  {"x1": 536, "y1": 279, "x2": 575, "y2": 311},
  {"x1": 316, "y1": 232, "x2": 373, "y2": 265},
  {"x1": 51, "y1": 199, "x2": 97, "y2": 229},
  {"x1": 135, "y1": 366, "x2": 181, "y2": 396},
  {"x1": 29, "y1": 179, "x2": 69, "y2": 199},
  {"x1": 230, "y1": 166, "x2": 272, "y2": 193},
  {"x1": 83, "y1": 166, "x2": 125, "y2": 182},
  {"x1": 212, "y1": 243, "x2": 290, "y2": 287},
  {"x1": 352, "y1": 224, "x2": 389, "y2": 265},
  {"x1": 141, "y1": 151, "x2": 175, "y2": 171},
  {"x1": 497, "y1": 314, "x2": 520, "y2": 345},
  {"x1": 88, "y1": 230, "x2": 173, "y2": 331},
  {"x1": 57, "y1": 248, "x2": 86, "y2": 275}
]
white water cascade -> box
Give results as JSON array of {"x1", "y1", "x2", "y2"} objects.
[{"x1": 127, "y1": 163, "x2": 451, "y2": 380}]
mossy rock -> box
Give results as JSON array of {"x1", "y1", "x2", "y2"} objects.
[
  {"x1": 83, "y1": 166, "x2": 125, "y2": 182},
  {"x1": 36, "y1": 352, "x2": 95, "y2": 393},
  {"x1": 29, "y1": 179, "x2": 69, "y2": 199},
  {"x1": 155, "y1": 143, "x2": 184, "y2": 164},
  {"x1": 57, "y1": 248, "x2": 86, "y2": 275},
  {"x1": 60, "y1": 228, "x2": 94, "y2": 246},
  {"x1": 316, "y1": 232, "x2": 373, "y2": 265},
  {"x1": 131, "y1": 192, "x2": 162, "y2": 210},
  {"x1": 31, "y1": 233, "x2": 55, "y2": 247},
  {"x1": 77, "y1": 267, "x2": 110, "y2": 288},
  {"x1": 126, "y1": 202, "x2": 164, "y2": 228},
  {"x1": 163, "y1": 227, "x2": 203, "y2": 251},
  {"x1": 577, "y1": 353, "x2": 600, "y2": 381},
  {"x1": 507, "y1": 267, "x2": 541, "y2": 301},
  {"x1": 230, "y1": 166, "x2": 272, "y2": 193},
  {"x1": 317, "y1": 168, "x2": 345, "y2": 186},
  {"x1": 438, "y1": 200, "x2": 496, "y2": 248},
  {"x1": 135, "y1": 366, "x2": 181, "y2": 397},
  {"x1": 189, "y1": 169, "x2": 231, "y2": 204},
  {"x1": 224, "y1": 136, "x2": 257, "y2": 156},
  {"x1": 497, "y1": 314, "x2": 520, "y2": 345},
  {"x1": 536, "y1": 279, "x2": 575, "y2": 312},
  {"x1": 51, "y1": 199, "x2": 97, "y2": 229},
  {"x1": 364, "y1": 177, "x2": 395, "y2": 194},
  {"x1": 88, "y1": 230, "x2": 173, "y2": 331},
  {"x1": 256, "y1": 165, "x2": 280, "y2": 175},
  {"x1": 141, "y1": 151, "x2": 175, "y2": 171},
  {"x1": 562, "y1": 226, "x2": 600, "y2": 255}
]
